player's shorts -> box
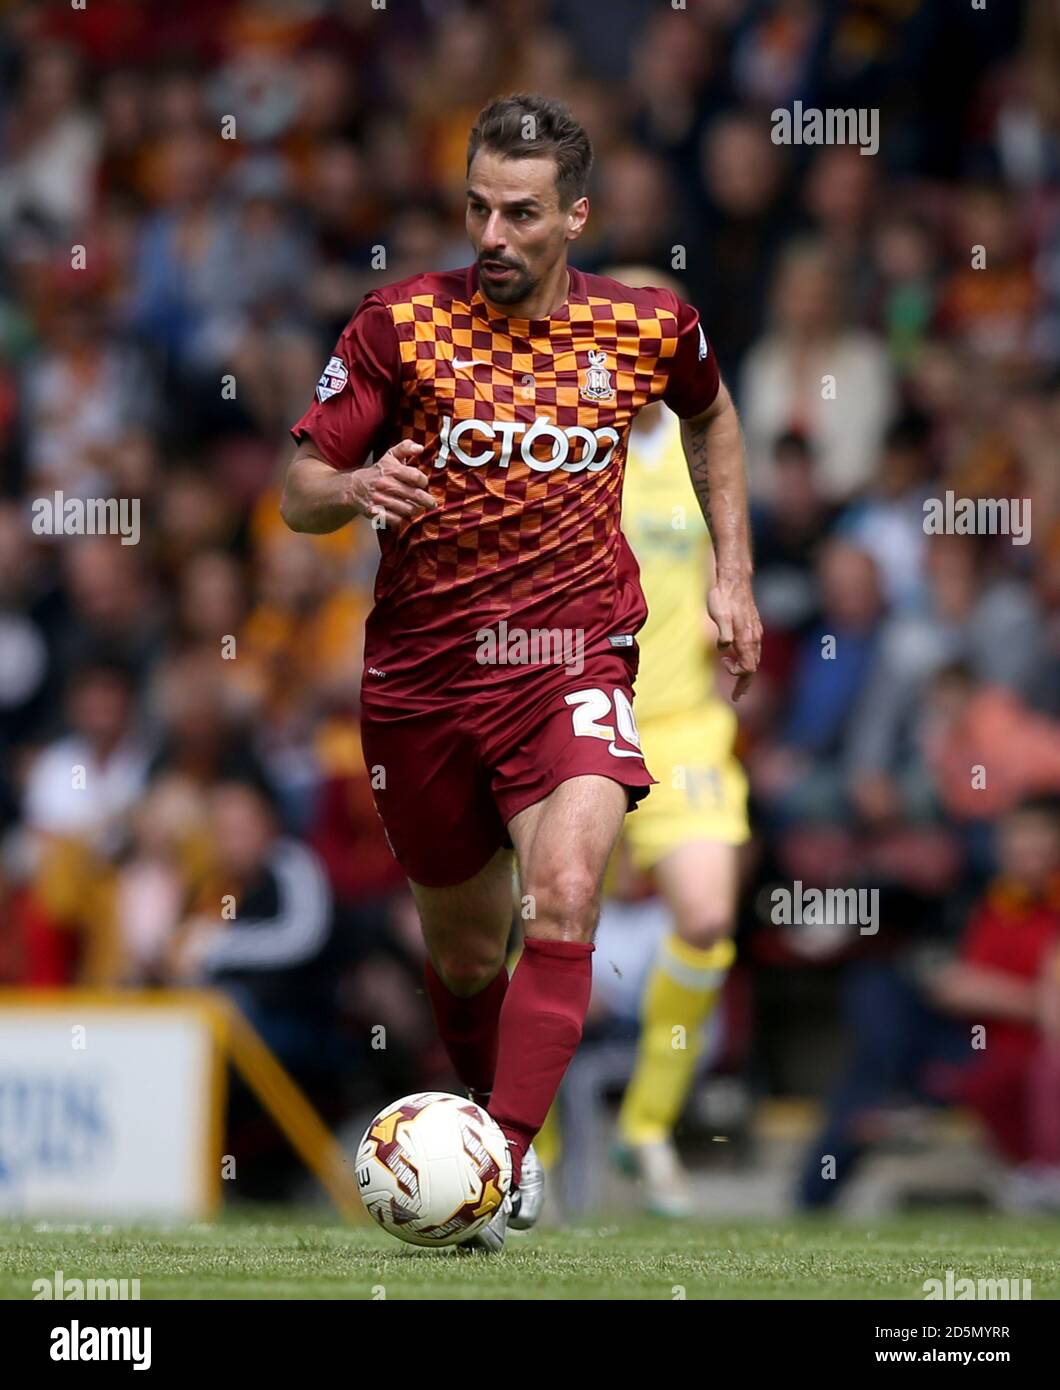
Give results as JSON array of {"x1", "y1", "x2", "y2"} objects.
[
  {"x1": 360, "y1": 649, "x2": 655, "y2": 888},
  {"x1": 623, "y1": 701, "x2": 749, "y2": 873}
]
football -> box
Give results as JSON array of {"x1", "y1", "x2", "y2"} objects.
[{"x1": 355, "y1": 1092, "x2": 512, "y2": 1246}]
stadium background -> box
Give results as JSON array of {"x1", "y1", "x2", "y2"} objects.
[{"x1": 0, "y1": 0, "x2": 1058, "y2": 1219}]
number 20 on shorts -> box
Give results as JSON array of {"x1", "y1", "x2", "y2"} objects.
[{"x1": 565, "y1": 687, "x2": 643, "y2": 759}]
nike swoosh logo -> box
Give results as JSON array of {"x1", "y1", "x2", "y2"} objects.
[
  {"x1": 452, "y1": 357, "x2": 491, "y2": 370},
  {"x1": 607, "y1": 744, "x2": 643, "y2": 759}
]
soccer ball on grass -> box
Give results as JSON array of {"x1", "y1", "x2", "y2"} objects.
[{"x1": 356, "y1": 1091, "x2": 512, "y2": 1246}]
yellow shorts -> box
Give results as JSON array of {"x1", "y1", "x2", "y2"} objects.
[{"x1": 625, "y1": 702, "x2": 750, "y2": 871}]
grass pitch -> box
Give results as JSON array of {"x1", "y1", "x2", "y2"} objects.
[{"x1": 2, "y1": 1209, "x2": 1058, "y2": 1300}]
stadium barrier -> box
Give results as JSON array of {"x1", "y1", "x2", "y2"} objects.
[{"x1": 0, "y1": 990, "x2": 363, "y2": 1222}]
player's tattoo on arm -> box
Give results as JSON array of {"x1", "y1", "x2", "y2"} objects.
[
  {"x1": 680, "y1": 381, "x2": 761, "y2": 697},
  {"x1": 680, "y1": 384, "x2": 752, "y2": 581},
  {"x1": 684, "y1": 414, "x2": 712, "y2": 536}
]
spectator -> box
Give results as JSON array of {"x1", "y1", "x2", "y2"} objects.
[
  {"x1": 751, "y1": 539, "x2": 884, "y2": 828},
  {"x1": 21, "y1": 654, "x2": 152, "y2": 983},
  {"x1": 693, "y1": 112, "x2": 794, "y2": 379},
  {"x1": 843, "y1": 534, "x2": 1046, "y2": 826},
  {"x1": 21, "y1": 294, "x2": 156, "y2": 494},
  {"x1": 23, "y1": 653, "x2": 150, "y2": 855},
  {"x1": 0, "y1": 43, "x2": 99, "y2": 244},
  {"x1": 797, "y1": 798, "x2": 1060, "y2": 1210},
  {"x1": 836, "y1": 412, "x2": 935, "y2": 612},
  {"x1": 164, "y1": 773, "x2": 358, "y2": 1200},
  {"x1": 751, "y1": 429, "x2": 838, "y2": 634},
  {"x1": 921, "y1": 665, "x2": 1060, "y2": 823},
  {"x1": 934, "y1": 798, "x2": 1060, "y2": 1209},
  {"x1": 741, "y1": 239, "x2": 896, "y2": 502}
]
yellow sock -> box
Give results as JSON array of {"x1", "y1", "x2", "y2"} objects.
[
  {"x1": 533, "y1": 1100, "x2": 561, "y2": 1171},
  {"x1": 618, "y1": 934, "x2": 735, "y2": 1145}
]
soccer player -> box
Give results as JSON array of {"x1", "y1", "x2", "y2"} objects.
[
  {"x1": 281, "y1": 94, "x2": 761, "y2": 1248},
  {"x1": 606, "y1": 266, "x2": 751, "y2": 1217}
]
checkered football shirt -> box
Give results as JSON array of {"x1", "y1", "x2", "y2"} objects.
[{"x1": 291, "y1": 264, "x2": 719, "y2": 699}]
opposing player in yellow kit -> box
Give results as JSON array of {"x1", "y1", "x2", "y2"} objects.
[{"x1": 608, "y1": 268, "x2": 750, "y2": 1216}]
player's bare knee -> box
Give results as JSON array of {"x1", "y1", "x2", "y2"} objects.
[
  {"x1": 433, "y1": 951, "x2": 506, "y2": 997},
  {"x1": 677, "y1": 917, "x2": 734, "y2": 951},
  {"x1": 524, "y1": 866, "x2": 599, "y2": 940}
]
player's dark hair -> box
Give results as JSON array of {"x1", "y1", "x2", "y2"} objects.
[{"x1": 467, "y1": 93, "x2": 593, "y2": 208}]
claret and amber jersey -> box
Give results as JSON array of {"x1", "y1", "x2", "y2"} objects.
[{"x1": 291, "y1": 263, "x2": 719, "y2": 705}]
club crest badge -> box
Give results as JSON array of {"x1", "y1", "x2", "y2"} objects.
[
  {"x1": 315, "y1": 355, "x2": 349, "y2": 403},
  {"x1": 580, "y1": 349, "x2": 616, "y2": 404}
]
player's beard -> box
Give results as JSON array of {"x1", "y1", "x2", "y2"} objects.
[{"x1": 477, "y1": 255, "x2": 535, "y2": 305}]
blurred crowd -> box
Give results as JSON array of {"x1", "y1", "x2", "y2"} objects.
[{"x1": 1, "y1": 0, "x2": 1059, "y2": 1205}]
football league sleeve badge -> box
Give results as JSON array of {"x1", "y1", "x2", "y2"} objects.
[{"x1": 316, "y1": 356, "x2": 349, "y2": 403}]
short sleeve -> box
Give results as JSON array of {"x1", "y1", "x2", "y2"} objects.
[
  {"x1": 290, "y1": 295, "x2": 400, "y2": 470},
  {"x1": 661, "y1": 293, "x2": 720, "y2": 419}
]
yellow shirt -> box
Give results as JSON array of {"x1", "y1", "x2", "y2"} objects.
[{"x1": 622, "y1": 405, "x2": 714, "y2": 723}]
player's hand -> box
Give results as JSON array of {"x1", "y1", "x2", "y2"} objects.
[
  {"x1": 348, "y1": 439, "x2": 437, "y2": 526},
  {"x1": 708, "y1": 574, "x2": 762, "y2": 701}
]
